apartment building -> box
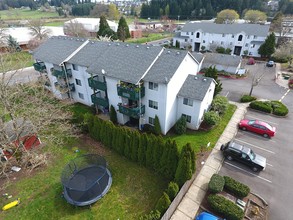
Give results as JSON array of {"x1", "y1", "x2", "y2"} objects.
[
  {"x1": 173, "y1": 21, "x2": 270, "y2": 57},
  {"x1": 33, "y1": 36, "x2": 215, "y2": 134}
]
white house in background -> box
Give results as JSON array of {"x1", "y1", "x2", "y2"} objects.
[
  {"x1": 173, "y1": 21, "x2": 270, "y2": 57},
  {"x1": 64, "y1": 18, "x2": 118, "y2": 37},
  {"x1": 33, "y1": 36, "x2": 215, "y2": 134},
  {"x1": 200, "y1": 53, "x2": 242, "y2": 74}
]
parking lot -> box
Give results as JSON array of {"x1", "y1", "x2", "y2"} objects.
[{"x1": 219, "y1": 109, "x2": 292, "y2": 219}]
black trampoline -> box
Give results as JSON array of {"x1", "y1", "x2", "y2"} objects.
[{"x1": 61, "y1": 154, "x2": 112, "y2": 206}]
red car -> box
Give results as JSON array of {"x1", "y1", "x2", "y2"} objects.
[{"x1": 239, "y1": 119, "x2": 276, "y2": 138}]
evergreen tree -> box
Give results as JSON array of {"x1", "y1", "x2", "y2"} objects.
[
  {"x1": 130, "y1": 130, "x2": 140, "y2": 162},
  {"x1": 155, "y1": 192, "x2": 171, "y2": 215},
  {"x1": 167, "y1": 140, "x2": 179, "y2": 179},
  {"x1": 138, "y1": 133, "x2": 147, "y2": 166},
  {"x1": 117, "y1": 16, "x2": 130, "y2": 42},
  {"x1": 174, "y1": 116, "x2": 187, "y2": 135},
  {"x1": 118, "y1": 127, "x2": 126, "y2": 155},
  {"x1": 146, "y1": 134, "x2": 155, "y2": 169},
  {"x1": 175, "y1": 143, "x2": 193, "y2": 186},
  {"x1": 153, "y1": 136, "x2": 164, "y2": 171},
  {"x1": 123, "y1": 131, "x2": 131, "y2": 158},
  {"x1": 204, "y1": 66, "x2": 222, "y2": 97},
  {"x1": 166, "y1": 181, "x2": 179, "y2": 200},
  {"x1": 258, "y1": 33, "x2": 276, "y2": 58},
  {"x1": 7, "y1": 35, "x2": 21, "y2": 52},
  {"x1": 182, "y1": 143, "x2": 196, "y2": 173},
  {"x1": 153, "y1": 115, "x2": 162, "y2": 135},
  {"x1": 110, "y1": 105, "x2": 117, "y2": 124},
  {"x1": 160, "y1": 139, "x2": 171, "y2": 176},
  {"x1": 97, "y1": 15, "x2": 117, "y2": 40}
]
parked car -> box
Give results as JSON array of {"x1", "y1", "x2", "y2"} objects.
[
  {"x1": 221, "y1": 141, "x2": 266, "y2": 172},
  {"x1": 238, "y1": 119, "x2": 276, "y2": 138},
  {"x1": 195, "y1": 211, "x2": 223, "y2": 220},
  {"x1": 266, "y1": 60, "x2": 275, "y2": 67}
]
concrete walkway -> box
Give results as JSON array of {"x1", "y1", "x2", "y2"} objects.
[{"x1": 170, "y1": 102, "x2": 249, "y2": 220}]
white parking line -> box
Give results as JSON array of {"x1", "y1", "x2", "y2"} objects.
[
  {"x1": 224, "y1": 161, "x2": 272, "y2": 183},
  {"x1": 234, "y1": 139, "x2": 275, "y2": 154},
  {"x1": 245, "y1": 115, "x2": 278, "y2": 125},
  {"x1": 237, "y1": 130, "x2": 277, "y2": 143},
  {"x1": 225, "y1": 91, "x2": 229, "y2": 97},
  {"x1": 266, "y1": 163, "x2": 273, "y2": 167},
  {"x1": 279, "y1": 89, "x2": 290, "y2": 102}
]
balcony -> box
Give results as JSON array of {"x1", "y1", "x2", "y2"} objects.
[
  {"x1": 91, "y1": 93, "x2": 109, "y2": 108},
  {"x1": 88, "y1": 76, "x2": 107, "y2": 91},
  {"x1": 118, "y1": 103, "x2": 145, "y2": 119},
  {"x1": 69, "y1": 83, "x2": 75, "y2": 92},
  {"x1": 117, "y1": 85, "x2": 145, "y2": 101},
  {"x1": 33, "y1": 62, "x2": 46, "y2": 72},
  {"x1": 52, "y1": 68, "x2": 72, "y2": 78}
]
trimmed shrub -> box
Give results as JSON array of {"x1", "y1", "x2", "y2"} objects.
[
  {"x1": 208, "y1": 194, "x2": 244, "y2": 220},
  {"x1": 240, "y1": 94, "x2": 257, "y2": 103},
  {"x1": 175, "y1": 144, "x2": 193, "y2": 186},
  {"x1": 139, "y1": 210, "x2": 161, "y2": 220},
  {"x1": 224, "y1": 176, "x2": 250, "y2": 198},
  {"x1": 211, "y1": 96, "x2": 229, "y2": 115},
  {"x1": 174, "y1": 116, "x2": 187, "y2": 135},
  {"x1": 166, "y1": 181, "x2": 179, "y2": 200},
  {"x1": 271, "y1": 101, "x2": 289, "y2": 116},
  {"x1": 249, "y1": 100, "x2": 272, "y2": 113},
  {"x1": 109, "y1": 105, "x2": 118, "y2": 124},
  {"x1": 216, "y1": 46, "x2": 225, "y2": 54},
  {"x1": 155, "y1": 192, "x2": 171, "y2": 216},
  {"x1": 208, "y1": 174, "x2": 225, "y2": 193},
  {"x1": 204, "y1": 111, "x2": 220, "y2": 126}
]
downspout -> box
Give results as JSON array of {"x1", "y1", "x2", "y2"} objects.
[{"x1": 61, "y1": 62, "x2": 72, "y2": 100}]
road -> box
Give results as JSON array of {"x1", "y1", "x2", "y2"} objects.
[{"x1": 220, "y1": 62, "x2": 293, "y2": 220}]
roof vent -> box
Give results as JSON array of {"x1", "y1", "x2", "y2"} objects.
[
  {"x1": 108, "y1": 43, "x2": 111, "y2": 46},
  {"x1": 165, "y1": 77, "x2": 168, "y2": 83},
  {"x1": 81, "y1": 39, "x2": 84, "y2": 42},
  {"x1": 167, "y1": 51, "x2": 171, "y2": 54},
  {"x1": 91, "y1": 41, "x2": 94, "y2": 44},
  {"x1": 117, "y1": 43, "x2": 120, "y2": 46},
  {"x1": 147, "y1": 46, "x2": 149, "y2": 49},
  {"x1": 70, "y1": 38, "x2": 73, "y2": 40},
  {"x1": 176, "y1": 51, "x2": 180, "y2": 55},
  {"x1": 203, "y1": 78, "x2": 207, "y2": 82},
  {"x1": 126, "y1": 44, "x2": 129, "y2": 47},
  {"x1": 76, "y1": 38, "x2": 79, "y2": 41},
  {"x1": 136, "y1": 45, "x2": 139, "y2": 48},
  {"x1": 194, "y1": 76, "x2": 198, "y2": 80}
]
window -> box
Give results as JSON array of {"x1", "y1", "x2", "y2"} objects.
[
  {"x1": 191, "y1": 32, "x2": 194, "y2": 35},
  {"x1": 253, "y1": 35, "x2": 257, "y2": 39},
  {"x1": 149, "y1": 100, "x2": 158, "y2": 109},
  {"x1": 196, "y1": 32, "x2": 200, "y2": 38},
  {"x1": 245, "y1": 43, "x2": 248, "y2": 47},
  {"x1": 203, "y1": 40, "x2": 205, "y2": 43},
  {"x1": 238, "y1": 35, "x2": 243, "y2": 41},
  {"x1": 211, "y1": 40, "x2": 214, "y2": 44},
  {"x1": 222, "y1": 34, "x2": 225, "y2": 37},
  {"x1": 72, "y1": 64, "x2": 78, "y2": 71},
  {"x1": 182, "y1": 114, "x2": 191, "y2": 123},
  {"x1": 185, "y1": 39, "x2": 188, "y2": 42},
  {"x1": 75, "y1": 79, "x2": 82, "y2": 86},
  {"x1": 232, "y1": 35, "x2": 234, "y2": 38},
  {"x1": 247, "y1": 35, "x2": 250, "y2": 39},
  {"x1": 221, "y1": 41, "x2": 224, "y2": 45},
  {"x1": 78, "y1": 92, "x2": 84, "y2": 99},
  {"x1": 230, "y1": 42, "x2": 233, "y2": 45},
  {"x1": 251, "y1": 44, "x2": 256, "y2": 48},
  {"x1": 190, "y1": 39, "x2": 193, "y2": 42},
  {"x1": 149, "y1": 117, "x2": 155, "y2": 125},
  {"x1": 183, "y1": 98, "x2": 193, "y2": 106},
  {"x1": 149, "y1": 82, "x2": 158, "y2": 91}
]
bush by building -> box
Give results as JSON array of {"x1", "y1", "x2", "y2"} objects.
[
  {"x1": 174, "y1": 116, "x2": 187, "y2": 135},
  {"x1": 204, "y1": 111, "x2": 221, "y2": 126},
  {"x1": 211, "y1": 96, "x2": 229, "y2": 115},
  {"x1": 240, "y1": 94, "x2": 257, "y2": 103}
]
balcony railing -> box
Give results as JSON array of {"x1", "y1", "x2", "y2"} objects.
[
  {"x1": 91, "y1": 93, "x2": 109, "y2": 108},
  {"x1": 88, "y1": 76, "x2": 107, "y2": 91},
  {"x1": 33, "y1": 62, "x2": 46, "y2": 72},
  {"x1": 52, "y1": 68, "x2": 72, "y2": 78},
  {"x1": 117, "y1": 85, "x2": 145, "y2": 101},
  {"x1": 118, "y1": 103, "x2": 145, "y2": 119}
]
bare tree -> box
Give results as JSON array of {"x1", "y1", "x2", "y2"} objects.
[
  {"x1": 0, "y1": 53, "x2": 78, "y2": 180},
  {"x1": 63, "y1": 20, "x2": 90, "y2": 38},
  {"x1": 28, "y1": 19, "x2": 52, "y2": 41}
]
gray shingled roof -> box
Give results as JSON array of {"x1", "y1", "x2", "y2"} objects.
[
  {"x1": 181, "y1": 22, "x2": 270, "y2": 37},
  {"x1": 86, "y1": 43, "x2": 163, "y2": 84},
  {"x1": 202, "y1": 53, "x2": 241, "y2": 68},
  {"x1": 191, "y1": 52, "x2": 204, "y2": 63},
  {"x1": 33, "y1": 36, "x2": 86, "y2": 65},
  {"x1": 178, "y1": 75, "x2": 214, "y2": 101},
  {"x1": 68, "y1": 41, "x2": 111, "y2": 67},
  {"x1": 143, "y1": 49, "x2": 190, "y2": 84}
]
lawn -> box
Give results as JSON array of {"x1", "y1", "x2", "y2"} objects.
[
  {"x1": 126, "y1": 33, "x2": 173, "y2": 44},
  {"x1": 169, "y1": 104, "x2": 237, "y2": 152},
  {"x1": 0, "y1": 52, "x2": 34, "y2": 72},
  {"x1": 0, "y1": 137, "x2": 167, "y2": 220},
  {"x1": 0, "y1": 8, "x2": 58, "y2": 20}
]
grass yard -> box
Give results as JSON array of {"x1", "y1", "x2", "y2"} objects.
[
  {"x1": 126, "y1": 33, "x2": 173, "y2": 44},
  {"x1": 169, "y1": 104, "x2": 237, "y2": 152},
  {"x1": 0, "y1": 52, "x2": 34, "y2": 72},
  {"x1": 0, "y1": 137, "x2": 167, "y2": 220},
  {"x1": 0, "y1": 8, "x2": 58, "y2": 20}
]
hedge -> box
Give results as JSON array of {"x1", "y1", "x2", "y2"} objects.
[
  {"x1": 224, "y1": 176, "x2": 250, "y2": 198},
  {"x1": 166, "y1": 182, "x2": 179, "y2": 200},
  {"x1": 249, "y1": 100, "x2": 272, "y2": 113},
  {"x1": 208, "y1": 194, "x2": 244, "y2": 220},
  {"x1": 240, "y1": 94, "x2": 257, "y2": 103},
  {"x1": 208, "y1": 174, "x2": 225, "y2": 193},
  {"x1": 271, "y1": 101, "x2": 289, "y2": 116},
  {"x1": 204, "y1": 111, "x2": 221, "y2": 126}
]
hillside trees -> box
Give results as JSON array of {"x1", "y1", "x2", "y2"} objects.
[
  {"x1": 97, "y1": 15, "x2": 117, "y2": 40},
  {"x1": 258, "y1": 33, "x2": 276, "y2": 58},
  {"x1": 244, "y1": 10, "x2": 267, "y2": 23},
  {"x1": 215, "y1": 9, "x2": 239, "y2": 24},
  {"x1": 117, "y1": 16, "x2": 130, "y2": 42}
]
